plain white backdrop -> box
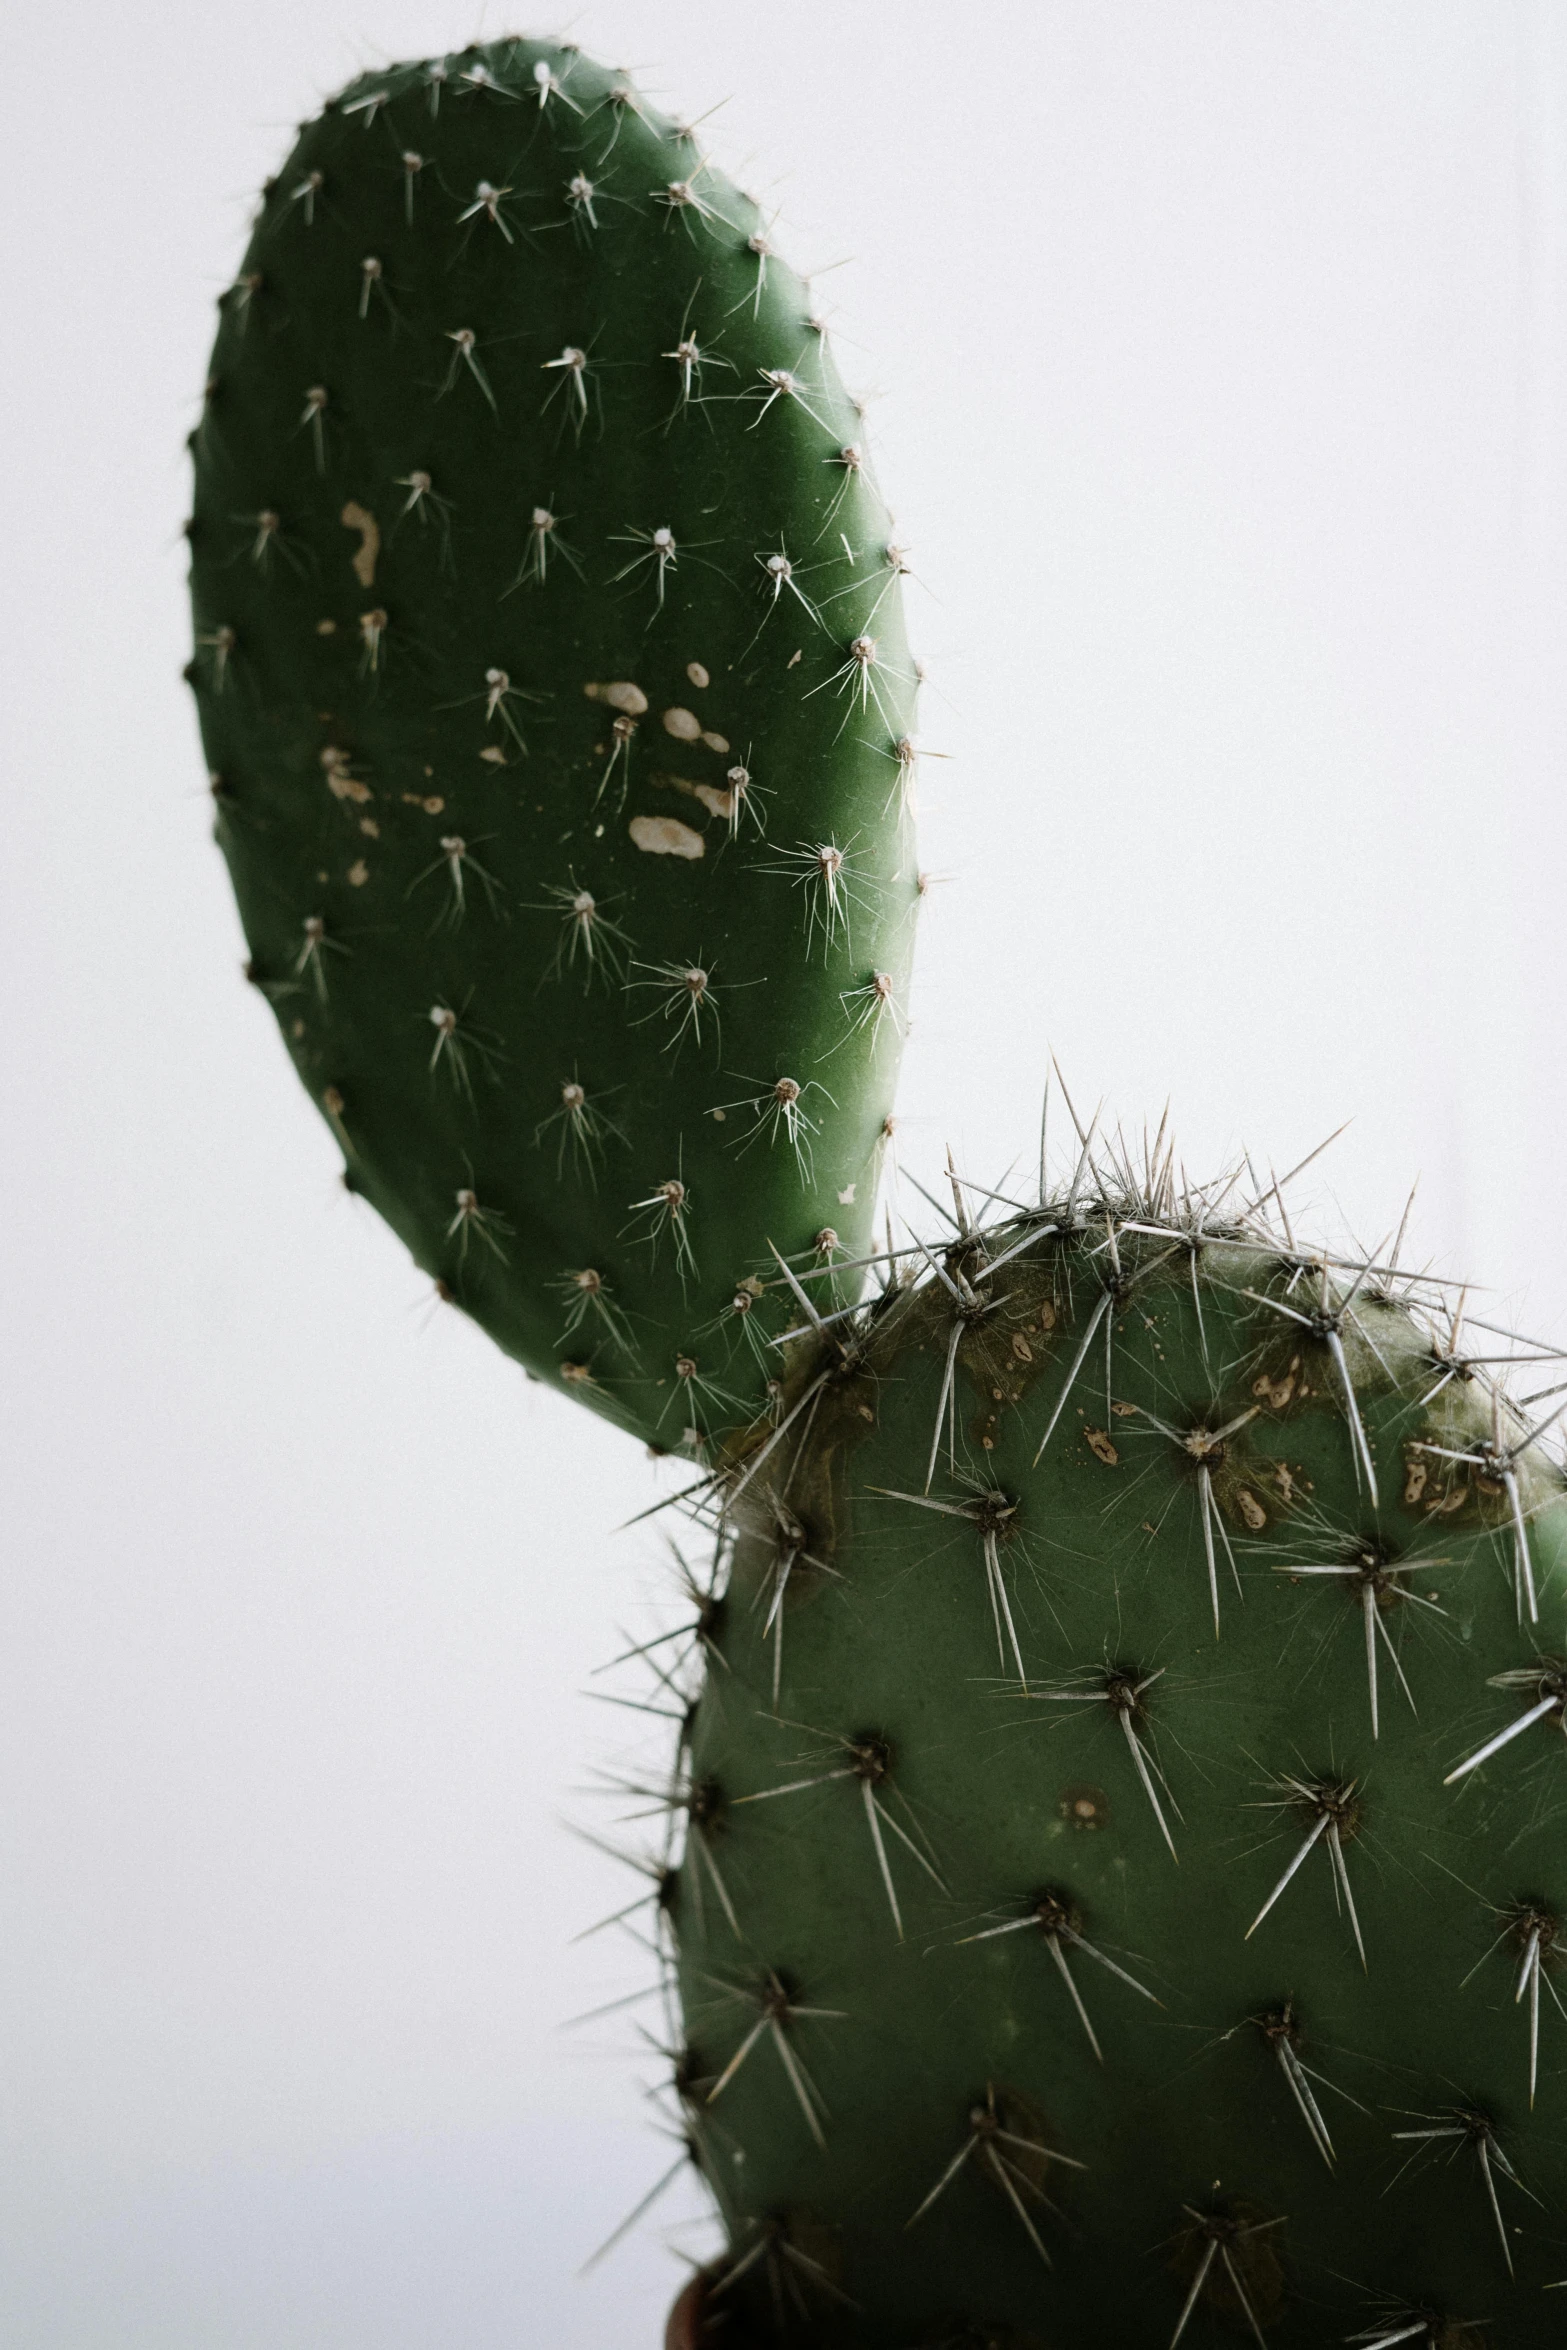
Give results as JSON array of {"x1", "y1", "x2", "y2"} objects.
[{"x1": 3, "y1": 3, "x2": 1566, "y2": 2341}]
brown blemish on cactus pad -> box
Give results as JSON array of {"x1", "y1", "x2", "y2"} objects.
[
  {"x1": 630, "y1": 814, "x2": 704, "y2": 859},
  {"x1": 662, "y1": 707, "x2": 730, "y2": 754},
  {"x1": 321, "y1": 748, "x2": 371, "y2": 804},
  {"x1": 339, "y1": 501, "x2": 380, "y2": 586},
  {"x1": 585, "y1": 680, "x2": 648, "y2": 715},
  {"x1": 1253, "y1": 1358, "x2": 1300, "y2": 1409},
  {"x1": 1060, "y1": 1784, "x2": 1110, "y2": 1830}
]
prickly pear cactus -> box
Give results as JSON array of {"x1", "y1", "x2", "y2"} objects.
[
  {"x1": 186, "y1": 37, "x2": 1567, "y2": 2350},
  {"x1": 645, "y1": 1144, "x2": 1567, "y2": 2346},
  {"x1": 186, "y1": 38, "x2": 919, "y2": 1449}
]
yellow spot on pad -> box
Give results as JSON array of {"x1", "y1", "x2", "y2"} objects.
[
  {"x1": 838, "y1": 1185, "x2": 856, "y2": 1205},
  {"x1": 347, "y1": 859, "x2": 369, "y2": 887},
  {"x1": 700, "y1": 729, "x2": 730, "y2": 754},
  {"x1": 629, "y1": 814, "x2": 705, "y2": 859},
  {"x1": 662, "y1": 706, "x2": 703, "y2": 741},
  {"x1": 686, "y1": 661, "x2": 710, "y2": 688},
  {"x1": 339, "y1": 501, "x2": 381, "y2": 588},
  {"x1": 585, "y1": 680, "x2": 648, "y2": 716}
]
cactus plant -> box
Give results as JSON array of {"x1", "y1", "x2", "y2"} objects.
[{"x1": 188, "y1": 36, "x2": 1567, "y2": 2349}]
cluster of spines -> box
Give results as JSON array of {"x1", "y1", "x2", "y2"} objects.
[{"x1": 579, "y1": 1115, "x2": 1567, "y2": 2343}]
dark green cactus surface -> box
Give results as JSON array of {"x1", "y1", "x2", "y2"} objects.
[
  {"x1": 186, "y1": 39, "x2": 918, "y2": 1449},
  {"x1": 658, "y1": 1160, "x2": 1567, "y2": 2346}
]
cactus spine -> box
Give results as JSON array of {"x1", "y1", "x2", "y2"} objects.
[{"x1": 189, "y1": 38, "x2": 1567, "y2": 2348}]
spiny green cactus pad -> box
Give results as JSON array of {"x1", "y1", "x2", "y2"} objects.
[
  {"x1": 632, "y1": 1147, "x2": 1567, "y2": 2345},
  {"x1": 186, "y1": 38, "x2": 919, "y2": 1449}
]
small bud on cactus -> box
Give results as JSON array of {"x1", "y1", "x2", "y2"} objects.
[{"x1": 191, "y1": 39, "x2": 1567, "y2": 2348}]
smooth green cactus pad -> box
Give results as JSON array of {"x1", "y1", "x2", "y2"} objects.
[
  {"x1": 187, "y1": 37, "x2": 919, "y2": 1450},
  {"x1": 188, "y1": 38, "x2": 1567, "y2": 2350}
]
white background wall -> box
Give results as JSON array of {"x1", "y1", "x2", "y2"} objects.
[{"x1": 2, "y1": 3, "x2": 1565, "y2": 2341}]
